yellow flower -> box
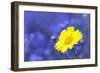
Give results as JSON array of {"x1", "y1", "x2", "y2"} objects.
[{"x1": 55, "y1": 26, "x2": 82, "y2": 53}]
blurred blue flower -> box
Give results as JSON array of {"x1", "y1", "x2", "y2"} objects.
[
  {"x1": 65, "y1": 49, "x2": 71, "y2": 59},
  {"x1": 24, "y1": 11, "x2": 90, "y2": 61},
  {"x1": 29, "y1": 54, "x2": 43, "y2": 61},
  {"x1": 44, "y1": 49, "x2": 51, "y2": 55}
]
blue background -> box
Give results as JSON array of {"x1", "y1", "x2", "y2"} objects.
[{"x1": 24, "y1": 11, "x2": 90, "y2": 61}]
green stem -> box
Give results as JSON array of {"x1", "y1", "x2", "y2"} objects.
[{"x1": 71, "y1": 48, "x2": 76, "y2": 59}]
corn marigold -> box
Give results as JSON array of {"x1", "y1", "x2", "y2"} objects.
[{"x1": 55, "y1": 26, "x2": 82, "y2": 53}]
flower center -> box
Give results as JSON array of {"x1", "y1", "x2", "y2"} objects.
[{"x1": 64, "y1": 36, "x2": 73, "y2": 45}]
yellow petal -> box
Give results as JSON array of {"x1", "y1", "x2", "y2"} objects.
[
  {"x1": 59, "y1": 30, "x2": 67, "y2": 41},
  {"x1": 60, "y1": 45, "x2": 69, "y2": 53},
  {"x1": 68, "y1": 42, "x2": 74, "y2": 49},
  {"x1": 66, "y1": 26, "x2": 75, "y2": 31},
  {"x1": 59, "y1": 26, "x2": 75, "y2": 41},
  {"x1": 66, "y1": 26, "x2": 75, "y2": 36},
  {"x1": 55, "y1": 41, "x2": 64, "y2": 49},
  {"x1": 73, "y1": 29, "x2": 82, "y2": 44}
]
